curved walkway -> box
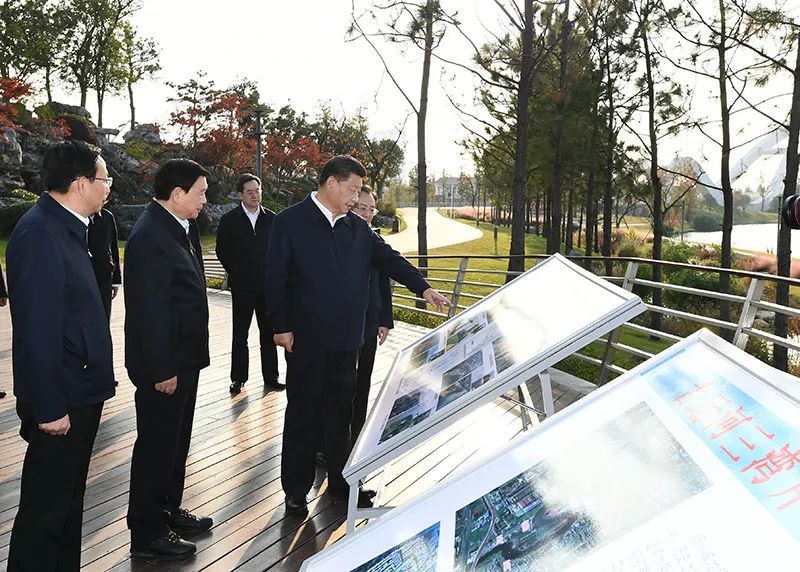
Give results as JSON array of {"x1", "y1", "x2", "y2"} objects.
[{"x1": 383, "y1": 207, "x2": 484, "y2": 253}]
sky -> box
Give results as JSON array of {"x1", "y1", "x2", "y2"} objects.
[
  {"x1": 45, "y1": 0, "x2": 491, "y2": 179},
  {"x1": 38, "y1": 0, "x2": 800, "y2": 190}
]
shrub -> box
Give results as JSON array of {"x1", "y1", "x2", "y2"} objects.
[
  {"x1": 691, "y1": 213, "x2": 721, "y2": 232},
  {"x1": 0, "y1": 188, "x2": 38, "y2": 201},
  {"x1": 0, "y1": 201, "x2": 35, "y2": 235},
  {"x1": 126, "y1": 140, "x2": 160, "y2": 161},
  {"x1": 376, "y1": 198, "x2": 396, "y2": 218},
  {"x1": 392, "y1": 306, "x2": 445, "y2": 329},
  {"x1": 58, "y1": 114, "x2": 96, "y2": 144}
]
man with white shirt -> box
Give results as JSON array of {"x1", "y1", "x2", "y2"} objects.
[
  {"x1": 7, "y1": 140, "x2": 115, "y2": 571},
  {"x1": 215, "y1": 174, "x2": 282, "y2": 394},
  {"x1": 266, "y1": 155, "x2": 451, "y2": 516},
  {"x1": 124, "y1": 158, "x2": 213, "y2": 559}
]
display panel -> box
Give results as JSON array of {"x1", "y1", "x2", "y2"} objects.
[
  {"x1": 304, "y1": 330, "x2": 800, "y2": 572},
  {"x1": 346, "y1": 254, "x2": 645, "y2": 479}
]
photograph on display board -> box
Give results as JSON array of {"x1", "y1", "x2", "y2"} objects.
[
  {"x1": 364, "y1": 255, "x2": 643, "y2": 452},
  {"x1": 378, "y1": 296, "x2": 547, "y2": 444},
  {"x1": 453, "y1": 402, "x2": 711, "y2": 572},
  {"x1": 349, "y1": 522, "x2": 440, "y2": 572}
]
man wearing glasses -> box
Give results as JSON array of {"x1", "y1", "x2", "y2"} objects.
[
  {"x1": 7, "y1": 140, "x2": 116, "y2": 571},
  {"x1": 350, "y1": 186, "x2": 394, "y2": 443}
]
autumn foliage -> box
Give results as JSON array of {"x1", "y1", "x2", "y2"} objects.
[{"x1": 0, "y1": 77, "x2": 33, "y2": 135}]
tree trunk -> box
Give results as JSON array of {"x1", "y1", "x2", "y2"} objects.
[
  {"x1": 128, "y1": 79, "x2": 136, "y2": 128},
  {"x1": 548, "y1": 0, "x2": 571, "y2": 255},
  {"x1": 643, "y1": 19, "x2": 663, "y2": 333},
  {"x1": 716, "y1": 0, "x2": 734, "y2": 339},
  {"x1": 96, "y1": 89, "x2": 104, "y2": 128},
  {"x1": 602, "y1": 44, "x2": 615, "y2": 276},
  {"x1": 585, "y1": 89, "x2": 600, "y2": 268},
  {"x1": 45, "y1": 65, "x2": 53, "y2": 102},
  {"x1": 577, "y1": 206, "x2": 584, "y2": 249},
  {"x1": 774, "y1": 38, "x2": 800, "y2": 372},
  {"x1": 80, "y1": 87, "x2": 88, "y2": 108},
  {"x1": 416, "y1": 0, "x2": 434, "y2": 304},
  {"x1": 507, "y1": 0, "x2": 535, "y2": 281},
  {"x1": 565, "y1": 185, "x2": 574, "y2": 253}
]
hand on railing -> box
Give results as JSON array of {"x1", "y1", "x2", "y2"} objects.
[{"x1": 422, "y1": 288, "x2": 452, "y2": 313}]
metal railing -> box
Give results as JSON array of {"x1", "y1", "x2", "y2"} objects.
[{"x1": 202, "y1": 252, "x2": 800, "y2": 381}]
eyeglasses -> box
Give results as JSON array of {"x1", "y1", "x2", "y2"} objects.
[
  {"x1": 75, "y1": 175, "x2": 113, "y2": 188},
  {"x1": 355, "y1": 203, "x2": 377, "y2": 214}
]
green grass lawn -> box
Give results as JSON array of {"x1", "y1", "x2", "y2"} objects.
[{"x1": 392, "y1": 217, "x2": 675, "y2": 384}]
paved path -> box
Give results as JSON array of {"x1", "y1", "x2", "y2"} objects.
[{"x1": 383, "y1": 207, "x2": 483, "y2": 253}]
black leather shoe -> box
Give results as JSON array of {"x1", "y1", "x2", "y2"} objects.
[
  {"x1": 361, "y1": 488, "x2": 377, "y2": 501},
  {"x1": 130, "y1": 531, "x2": 196, "y2": 559},
  {"x1": 229, "y1": 380, "x2": 245, "y2": 394},
  {"x1": 264, "y1": 379, "x2": 285, "y2": 391},
  {"x1": 0, "y1": 390, "x2": 6, "y2": 399},
  {"x1": 169, "y1": 508, "x2": 213, "y2": 533},
  {"x1": 315, "y1": 451, "x2": 327, "y2": 468},
  {"x1": 285, "y1": 495, "x2": 309, "y2": 516}
]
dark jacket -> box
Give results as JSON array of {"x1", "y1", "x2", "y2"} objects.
[
  {"x1": 368, "y1": 267, "x2": 394, "y2": 329},
  {"x1": 266, "y1": 195, "x2": 429, "y2": 351},
  {"x1": 87, "y1": 208, "x2": 122, "y2": 288},
  {"x1": 7, "y1": 193, "x2": 115, "y2": 422},
  {"x1": 215, "y1": 204, "x2": 275, "y2": 291},
  {"x1": 369, "y1": 228, "x2": 394, "y2": 329},
  {"x1": 124, "y1": 201, "x2": 209, "y2": 386}
]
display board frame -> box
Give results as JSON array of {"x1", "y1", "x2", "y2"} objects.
[
  {"x1": 303, "y1": 329, "x2": 800, "y2": 571},
  {"x1": 344, "y1": 254, "x2": 646, "y2": 484}
]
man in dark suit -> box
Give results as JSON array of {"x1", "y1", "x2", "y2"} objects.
[
  {"x1": 87, "y1": 207, "x2": 122, "y2": 321},
  {"x1": 216, "y1": 173, "x2": 282, "y2": 394},
  {"x1": 266, "y1": 155, "x2": 450, "y2": 516},
  {"x1": 7, "y1": 140, "x2": 115, "y2": 571},
  {"x1": 350, "y1": 186, "x2": 394, "y2": 443},
  {"x1": 124, "y1": 159, "x2": 213, "y2": 559}
]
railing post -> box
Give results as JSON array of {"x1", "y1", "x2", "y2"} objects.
[
  {"x1": 733, "y1": 278, "x2": 765, "y2": 350},
  {"x1": 448, "y1": 257, "x2": 469, "y2": 319},
  {"x1": 597, "y1": 261, "x2": 639, "y2": 386}
]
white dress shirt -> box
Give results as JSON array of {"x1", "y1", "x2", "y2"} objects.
[
  {"x1": 242, "y1": 203, "x2": 259, "y2": 231},
  {"x1": 311, "y1": 191, "x2": 347, "y2": 227}
]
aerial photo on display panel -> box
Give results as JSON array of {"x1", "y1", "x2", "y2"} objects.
[
  {"x1": 349, "y1": 522, "x2": 440, "y2": 572},
  {"x1": 453, "y1": 402, "x2": 711, "y2": 572}
]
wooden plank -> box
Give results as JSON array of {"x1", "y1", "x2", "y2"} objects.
[{"x1": 0, "y1": 290, "x2": 590, "y2": 571}]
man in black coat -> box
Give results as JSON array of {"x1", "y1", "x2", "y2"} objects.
[
  {"x1": 124, "y1": 159, "x2": 213, "y2": 560},
  {"x1": 216, "y1": 173, "x2": 282, "y2": 394},
  {"x1": 7, "y1": 140, "x2": 115, "y2": 572},
  {"x1": 350, "y1": 187, "x2": 394, "y2": 443},
  {"x1": 266, "y1": 155, "x2": 450, "y2": 516},
  {"x1": 87, "y1": 207, "x2": 122, "y2": 321}
]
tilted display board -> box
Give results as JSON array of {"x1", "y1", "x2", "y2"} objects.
[
  {"x1": 344, "y1": 254, "x2": 645, "y2": 483},
  {"x1": 303, "y1": 329, "x2": 800, "y2": 571}
]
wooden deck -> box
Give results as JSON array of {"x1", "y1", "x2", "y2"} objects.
[{"x1": 0, "y1": 291, "x2": 593, "y2": 571}]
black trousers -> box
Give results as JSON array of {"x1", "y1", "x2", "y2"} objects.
[
  {"x1": 352, "y1": 309, "x2": 379, "y2": 443},
  {"x1": 8, "y1": 401, "x2": 103, "y2": 572},
  {"x1": 98, "y1": 284, "x2": 112, "y2": 322},
  {"x1": 231, "y1": 288, "x2": 278, "y2": 384},
  {"x1": 127, "y1": 370, "x2": 199, "y2": 544},
  {"x1": 282, "y1": 344, "x2": 357, "y2": 497}
]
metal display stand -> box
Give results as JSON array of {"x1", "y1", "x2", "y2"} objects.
[{"x1": 342, "y1": 254, "x2": 646, "y2": 535}]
